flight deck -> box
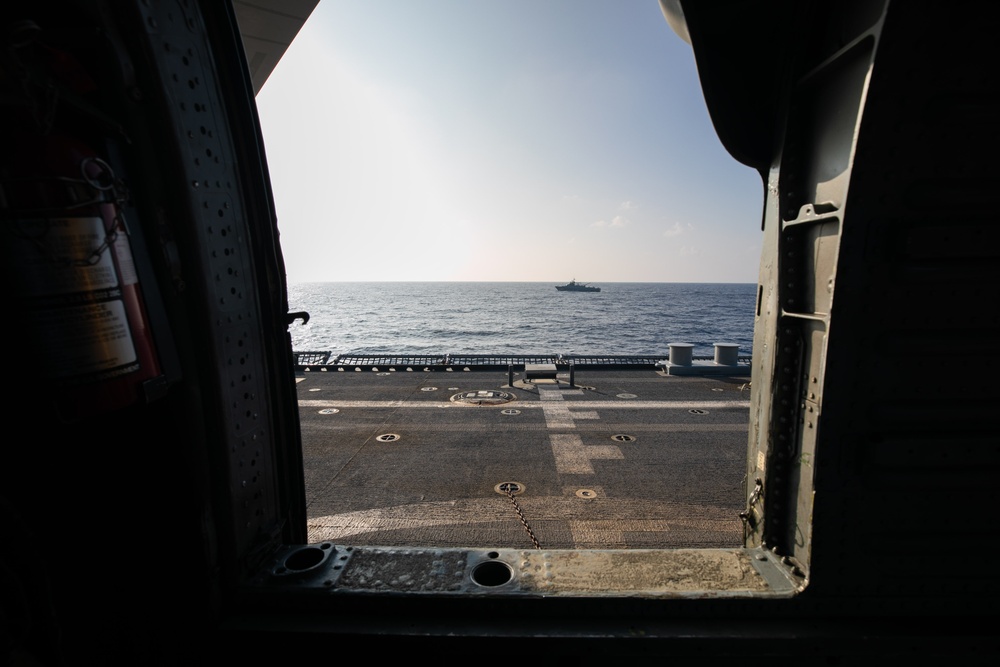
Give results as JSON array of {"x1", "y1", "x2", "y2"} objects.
[{"x1": 295, "y1": 361, "x2": 752, "y2": 551}]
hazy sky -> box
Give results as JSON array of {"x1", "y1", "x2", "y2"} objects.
[{"x1": 255, "y1": 0, "x2": 763, "y2": 284}]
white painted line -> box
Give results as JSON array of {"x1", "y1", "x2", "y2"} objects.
[
  {"x1": 308, "y1": 499, "x2": 513, "y2": 540},
  {"x1": 550, "y1": 433, "x2": 623, "y2": 475},
  {"x1": 546, "y1": 400, "x2": 750, "y2": 410},
  {"x1": 543, "y1": 405, "x2": 576, "y2": 429},
  {"x1": 301, "y1": 400, "x2": 411, "y2": 408}
]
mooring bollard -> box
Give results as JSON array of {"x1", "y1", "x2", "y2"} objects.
[
  {"x1": 668, "y1": 343, "x2": 694, "y2": 366},
  {"x1": 508, "y1": 364, "x2": 514, "y2": 387},
  {"x1": 569, "y1": 362, "x2": 576, "y2": 388},
  {"x1": 714, "y1": 343, "x2": 740, "y2": 366}
]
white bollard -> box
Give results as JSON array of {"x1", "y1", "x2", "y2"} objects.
[
  {"x1": 714, "y1": 343, "x2": 740, "y2": 366},
  {"x1": 668, "y1": 343, "x2": 694, "y2": 366}
]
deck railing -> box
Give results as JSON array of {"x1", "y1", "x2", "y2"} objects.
[{"x1": 292, "y1": 351, "x2": 751, "y2": 371}]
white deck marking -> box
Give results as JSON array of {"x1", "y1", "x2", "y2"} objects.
[
  {"x1": 543, "y1": 405, "x2": 576, "y2": 429},
  {"x1": 540, "y1": 406, "x2": 600, "y2": 428},
  {"x1": 308, "y1": 498, "x2": 740, "y2": 548},
  {"x1": 538, "y1": 386, "x2": 601, "y2": 429},
  {"x1": 568, "y1": 518, "x2": 740, "y2": 549},
  {"x1": 308, "y1": 499, "x2": 513, "y2": 540},
  {"x1": 551, "y1": 434, "x2": 624, "y2": 474}
]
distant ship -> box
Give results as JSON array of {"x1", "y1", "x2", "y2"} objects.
[{"x1": 555, "y1": 279, "x2": 600, "y2": 293}]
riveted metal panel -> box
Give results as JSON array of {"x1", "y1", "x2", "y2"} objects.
[
  {"x1": 752, "y1": 5, "x2": 885, "y2": 575},
  {"x1": 134, "y1": 0, "x2": 279, "y2": 563}
]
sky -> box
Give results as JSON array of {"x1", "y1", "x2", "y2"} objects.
[{"x1": 254, "y1": 0, "x2": 764, "y2": 284}]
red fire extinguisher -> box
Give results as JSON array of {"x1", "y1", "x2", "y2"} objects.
[
  {"x1": 2, "y1": 27, "x2": 165, "y2": 419},
  {"x1": 3, "y1": 131, "x2": 164, "y2": 419}
]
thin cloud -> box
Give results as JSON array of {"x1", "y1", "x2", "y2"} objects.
[
  {"x1": 619, "y1": 200, "x2": 637, "y2": 210},
  {"x1": 663, "y1": 222, "x2": 692, "y2": 237},
  {"x1": 592, "y1": 215, "x2": 629, "y2": 228},
  {"x1": 679, "y1": 245, "x2": 699, "y2": 256}
]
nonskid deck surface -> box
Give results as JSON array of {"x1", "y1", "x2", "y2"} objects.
[{"x1": 297, "y1": 368, "x2": 751, "y2": 551}]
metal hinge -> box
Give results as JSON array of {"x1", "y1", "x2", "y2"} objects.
[{"x1": 739, "y1": 478, "x2": 764, "y2": 530}]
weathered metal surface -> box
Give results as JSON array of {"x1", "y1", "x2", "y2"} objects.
[{"x1": 252, "y1": 544, "x2": 790, "y2": 597}]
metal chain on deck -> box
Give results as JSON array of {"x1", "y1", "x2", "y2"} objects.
[{"x1": 504, "y1": 486, "x2": 541, "y2": 550}]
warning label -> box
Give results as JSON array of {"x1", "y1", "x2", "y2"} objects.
[
  {"x1": 27, "y1": 299, "x2": 137, "y2": 379},
  {"x1": 7, "y1": 217, "x2": 119, "y2": 297}
]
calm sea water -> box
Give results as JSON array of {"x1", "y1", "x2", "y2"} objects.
[{"x1": 287, "y1": 282, "x2": 756, "y2": 358}]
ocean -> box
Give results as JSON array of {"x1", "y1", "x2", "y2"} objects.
[{"x1": 287, "y1": 282, "x2": 756, "y2": 359}]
